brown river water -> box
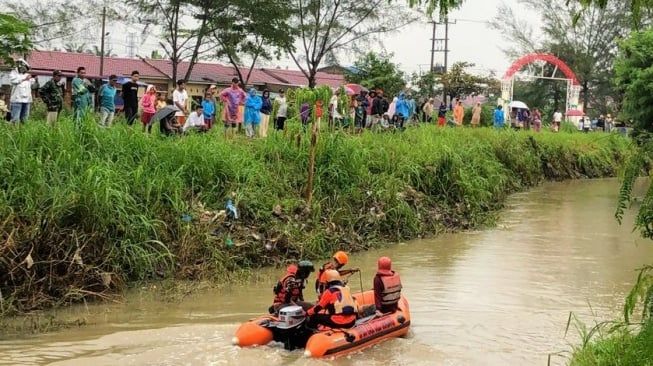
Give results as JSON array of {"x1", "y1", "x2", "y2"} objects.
[{"x1": 1, "y1": 179, "x2": 652, "y2": 366}]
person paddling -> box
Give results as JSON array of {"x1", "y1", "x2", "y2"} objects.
[{"x1": 315, "y1": 251, "x2": 358, "y2": 298}]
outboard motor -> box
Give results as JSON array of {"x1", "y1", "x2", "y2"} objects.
[{"x1": 268, "y1": 305, "x2": 313, "y2": 350}]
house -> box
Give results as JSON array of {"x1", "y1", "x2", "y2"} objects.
[{"x1": 1, "y1": 50, "x2": 345, "y2": 109}]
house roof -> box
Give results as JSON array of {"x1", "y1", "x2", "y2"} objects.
[
  {"x1": 20, "y1": 50, "x2": 345, "y2": 88},
  {"x1": 28, "y1": 51, "x2": 166, "y2": 79},
  {"x1": 261, "y1": 68, "x2": 343, "y2": 88}
]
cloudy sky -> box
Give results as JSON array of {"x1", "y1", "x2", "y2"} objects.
[{"x1": 96, "y1": 0, "x2": 543, "y2": 78}]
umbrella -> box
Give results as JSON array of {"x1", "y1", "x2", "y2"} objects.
[
  {"x1": 344, "y1": 83, "x2": 368, "y2": 95},
  {"x1": 151, "y1": 106, "x2": 177, "y2": 122},
  {"x1": 566, "y1": 109, "x2": 585, "y2": 117},
  {"x1": 509, "y1": 101, "x2": 529, "y2": 109},
  {"x1": 342, "y1": 86, "x2": 356, "y2": 96}
]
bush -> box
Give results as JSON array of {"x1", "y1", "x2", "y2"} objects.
[{"x1": 0, "y1": 118, "x2": 631, "y2": 314}]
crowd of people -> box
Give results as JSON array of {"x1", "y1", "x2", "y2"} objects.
[
  {"x1": 270, "y1": 251, "x2": 403, "y2": 330},
  {"x1": 3, "y1": 59, "x2": 623, "y2": 136}
]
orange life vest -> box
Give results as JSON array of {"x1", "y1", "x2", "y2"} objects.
[
  {"x1": 379, "y1": 271, "x2": 402, "y2": 307},
  {"x1": 331, "y1": 285, "x2": 358, "y2": 315},
  {"x1": 315, "y1": 262, "x2": 336, "y2": 297},
  {"x1": 273, "y1": 274, "x2": 302, "y2": 305}
]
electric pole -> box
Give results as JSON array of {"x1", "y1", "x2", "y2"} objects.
[
  {"x1": 442, "y1": 17, "x2": 455, "y2": 106},
  {"x1": 429, "y1": 21, "x2": 437, "y2": 72},
  {"x1": 99, "y1": 6, "x2": 106, "y2": 77}
]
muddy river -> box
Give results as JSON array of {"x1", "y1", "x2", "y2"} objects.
[{"x1": 1, "y1": 179, "x2": 652, "y2": 365}]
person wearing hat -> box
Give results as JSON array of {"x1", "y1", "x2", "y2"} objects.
[
  {"x1": 9, "y1": 59, "x2": 36, "y2": 123},
  {"x1": 269, "y1": 260, "x2": 315, "y2": 314},
  {"x1": 306, "y1": 269, "x2": 358, "y2": 329},
  {"x1": 373, "y1": 256, "x2": 402, "y2": 314},
  {"x1": 315, "y1": 251, "x2": 359, "y2": 299},
  {"x1": 40, "y1": 70, "x2": 65, "y2": 125}
]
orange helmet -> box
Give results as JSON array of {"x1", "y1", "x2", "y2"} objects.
[
  {"x1": 324, "y1": 269, "x2": 341, "y2": 283},
  {"x1": 378, "y1": 257, "x2": 392, "y2": 272},
  {"x1": 286, "y1": 264, "x2": 298, "y2": 275},
  {"x1": 333, "y1": 251, "x2": 348, "y2": 266}
]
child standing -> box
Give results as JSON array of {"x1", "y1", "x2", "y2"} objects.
[
  {"x1": 140, "y1": 85, "x2": 157, "y2": 132},
  {"x1": 201, "y1": 91, "x2": 216, "y2": 129}
]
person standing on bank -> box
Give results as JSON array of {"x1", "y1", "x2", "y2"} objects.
[
  {"x1": 72, "y1": 66, "x2": 95, "y2": 125},
  {"x1": 140, "y1": 85, "x2": 157, "y2": 132},
  {"x1": 98, "y1": 75, "x2": 118, "y2": 127},
  {"x1": 122, "y1": 70, "x2": 140, "y2": 125},
  {"x1": 9, "y1": 59, "x2": 36, "y2": 124},
  {"x1": 40, "y1": 70, "x2": 64, "y2": 126},
  {"x1": 274, "y1": 89, "x2": 288, "y2": 131},
  {"x1": 173, "y1": 80, "x2": 189, "y2": 127},
  {"x1": 471, "y1": 102, "x2": 482, "y2": 127},
  {"x1": 259, "y1": 89, "x2": 272, "y2": 137}
]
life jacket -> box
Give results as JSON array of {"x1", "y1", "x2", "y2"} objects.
[
  {"x1": 315, "y1": 262, "x2": 335, "y2": 297},
  {"x1": 273, "y1": 274, "x2": 302, "y2": 305},
  {"x1": 378, "y1": 271, "x2": 402, "y2": 307},
  {"x1": 330, "y1": 285, "x2": 358, "y2": 315}
]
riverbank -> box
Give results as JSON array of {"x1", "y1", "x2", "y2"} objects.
[
  {"x1": 0, "y1": 120, "x2": 632, "y2": 317},
  {"x1": 570, "y1": 321, "x2": 653, "y2": 365}
]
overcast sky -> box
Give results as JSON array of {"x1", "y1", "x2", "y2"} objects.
[{"x1": 90, "y1": 0, "x2": 542, "y2": 78}]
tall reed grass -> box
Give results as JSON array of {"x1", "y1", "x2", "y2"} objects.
[{"x1": 0, "y1": 117, "x2": 632, "y2": 314}]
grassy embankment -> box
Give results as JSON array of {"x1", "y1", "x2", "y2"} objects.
[
  {"x1": 0, "y1": 117, "x2": 632, "y2": 319},
  {"x1": 569, "y1": 321, "x2": 653, "y2": 365}
]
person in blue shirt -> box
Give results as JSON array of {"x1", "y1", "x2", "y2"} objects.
[
  {"x1": 98, "y1": 75, "x2": 118, "y2": 127},
  {"x1": 395, "y1": 92, "x2": 410, "y2": 130},
  {"x1": 493, "y1": 105, "x2": 505, "y2": 129},
  {"x1": 201, "y1": 91, "x2": 216, "y2": 129}
]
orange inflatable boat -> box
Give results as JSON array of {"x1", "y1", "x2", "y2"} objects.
[{"x1": 233, "y1": 290, "x2": 410, "y2": 358}]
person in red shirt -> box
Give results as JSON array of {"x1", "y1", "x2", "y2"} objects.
[
  {"x1": 307, "y1": 270, "x2": 358, "y2": 329},
  {"x1": 373, "y1": 256, "x2": 402, "y2": 314}
]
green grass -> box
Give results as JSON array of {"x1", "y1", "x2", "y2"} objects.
[
  {"x1": 570, "y1": 321, "x2": 653, "y2": 366},
  {"x1": 0, "y1": 116, "x2": 632, "y2": 315}
]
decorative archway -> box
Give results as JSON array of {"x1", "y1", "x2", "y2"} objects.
[{"x1": 500, "y1": 53, "x2": 581, "y2": 114}]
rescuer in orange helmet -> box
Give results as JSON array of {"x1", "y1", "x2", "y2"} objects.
[
  {"x1": 315, "y1": 251, "x2": 358, "y2": 298},
  {"x1": 373, "y1": 256, "x2": 402, "y2": 314},
  {"x1": 306, "y1": 269, "x2": 358, "y2": 329}
]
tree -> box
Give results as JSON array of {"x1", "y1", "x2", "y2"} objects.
[
  {"x1": 128, "y1": 0, "x2": 218, "y2": 83},
  {"x1": 572, "y1": 0, "x2": 653, "y2": 28},
  {"x1": 209, "y1": 0, "x2": 294, "y2": 86},
  {"x1": 0, "y1": 13, "x2": 32, "y2": 65},
  {"x1": 345, "y1": 52, "x2": 406, "y2": 97},
  {"x1": 286, "y1": 0, "x2": 416, "y2": 88},
  {"x1": 439, "y1": 62, "x2": 500, "y2": 101},
  {"x1": 613, "y1": 29, "x2": 653, "y2": 326},
  {"x1": 614, "y1": 30, "x2": 653, "y2": 135},
  {"x1": 411, "y1": 71, "x2": 441, "y2": 99},
  {"x1": 401, "y1": 0, "x2": 463, "y2": 16},
  {"x1": 491, "y1": 0, "x2": 631, "y2": 113},
  {"x1": 6, "y1": 1, "x2": 126, "y2": 50}
]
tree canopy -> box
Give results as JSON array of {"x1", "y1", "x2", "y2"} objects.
[
  {"x1": 491, "y1": 0, "x2": 631, "y2": 115},
  {"x1": 209, "y1": 0, "x2": 293, "y2": 86},
  {"x1": 0, "y1": 13, "x2": 33, "y2": 66},
  {"x1": 439, "y1": 62, "x2": 500, "y2": 101},
  {"x1": 286, "y1": 0, "x2": 415, "y2": 88},
  {"x1": 345, "y1": 52, "x2": 406, "y2": 97}
]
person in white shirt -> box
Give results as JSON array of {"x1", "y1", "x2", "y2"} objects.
[
  {"x1": 172, "y1": 79, "x2": 189, "y2": 127},
  {"x1": 183, "y1": 105, "x2": 207, "y2": 133},
  {"x1": 552, "y1": 110, "x2": 563, "y2": 132},
  {"x1": 328, "y1": 90, "x2": 342, "y2": 129},
  {"x1": 274, "y1": 89, "x2": 288, "y2": 131},
  {"x1": 9, "y1": 59, "x2": 36, "y2": 123}
]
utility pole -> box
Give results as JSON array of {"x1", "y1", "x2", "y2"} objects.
[
  {"x1": 429, "y1": 21, "x2": 437, "y2": 72},
  {"x1": 99, "y1": 6, "x2": 106, "y2": 77},
  {"x1": 442, "y1": 17, "x2": 456, "y2": 106}
]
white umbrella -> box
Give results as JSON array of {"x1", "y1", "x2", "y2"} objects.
[{"x1": 509, "y1": 101, "x2": 529, "y2": 109}]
